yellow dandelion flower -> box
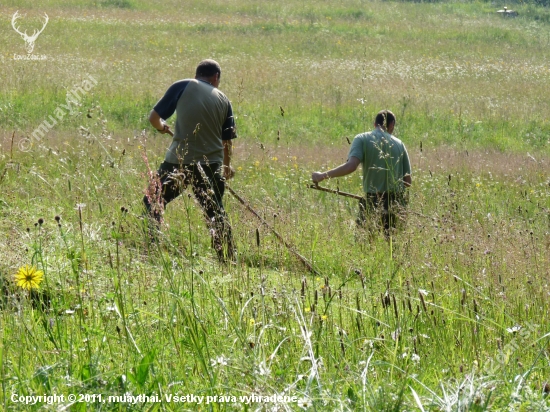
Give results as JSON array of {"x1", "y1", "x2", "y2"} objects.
[
  {"x1": 254, "y1": 161, "x2": 260, "y2": 167},
  {"x1": 14, "y1": 265, "x2": 44, "y2": 290},
  {"x1": 249, "y1": 318, "x2": 255, "y2": 326},
  {"x1": 321, "y1": 315, "x2": 328, "y2": 321},
  {"x1": 237, "y1": 166, "x2": 243, "y2": 171},
  {"x1": 476, "y1": 183, "x2": 481, "y2": 188},
  {"x1": 271, "y1": 157, "x2": 278, "y2": 161},
  {"x1": 304, "y1": 308, "x2": 311, "y2": 313}
]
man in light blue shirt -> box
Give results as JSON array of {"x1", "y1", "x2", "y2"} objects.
[{"x1": 312, "y1": 110, "x2": 411, "y2": 234}]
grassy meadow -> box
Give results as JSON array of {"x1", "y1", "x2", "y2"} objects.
[{"x1": 1, "y1": 0, "x2": 550, "y2": 410}]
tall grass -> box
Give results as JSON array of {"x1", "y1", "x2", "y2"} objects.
[{"x1": 1, "y1": 110, "x2": 548, "y2": 409}]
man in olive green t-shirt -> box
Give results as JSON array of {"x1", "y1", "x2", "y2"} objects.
[
  {"x1": 312, "y1": 110, "x2": 411, "y2": 234},
  {"x1": 143, "y1": 59, "x2": 237, "y2": 261}
]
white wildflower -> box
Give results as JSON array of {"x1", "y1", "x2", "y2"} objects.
[
  {"x1": 506, "y1": 325, "x2": 522, "y2": 334},
  {"x1": 297, "y1": 397, "x2": 311, "y2": 409},
  {"x1": 210, "y1": 356, "x2": 229, "y2": 367}
]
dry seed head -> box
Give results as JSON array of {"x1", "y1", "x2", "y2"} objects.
[{"x1": 392, "y1": 294, "x2": 399, "y2": 319}]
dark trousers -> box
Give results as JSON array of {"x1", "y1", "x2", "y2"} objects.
[
  {"x1": 143, "y1": 162, "x2": 234, "y2": 260},
  {"x1": 358, "y1": 192, "x2": 406, "y2": 235}
]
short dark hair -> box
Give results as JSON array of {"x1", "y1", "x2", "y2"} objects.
[
  {"x1": 375, "y1": 110, "x2": 396, "y2": 129},
  {"x1": 195, "y1": 59, "x2": 221, "y2": 78}
]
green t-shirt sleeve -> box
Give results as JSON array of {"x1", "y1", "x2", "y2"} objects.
[{"x1": 348, "y1": 135, "x2": 364, "y2": 162}]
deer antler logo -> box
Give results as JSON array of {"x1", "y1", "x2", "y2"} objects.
[{"x1": 11, "y1": 11, "x2": 49, "y2": 54}]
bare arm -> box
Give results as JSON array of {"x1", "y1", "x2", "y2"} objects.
[
  {"x1": 149, "y1": 109, "x2": 172, "y2": 135},
  {"x1": 223, "y1": 140, "x2": 235, "y2": 180},
  {"x1": 311, "y1": 156, "x2": 361, "y2": 184}
]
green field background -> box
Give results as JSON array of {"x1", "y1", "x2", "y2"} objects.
[{"x1": 2, "y1": 0, "x2": 550, "y2": 150}]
